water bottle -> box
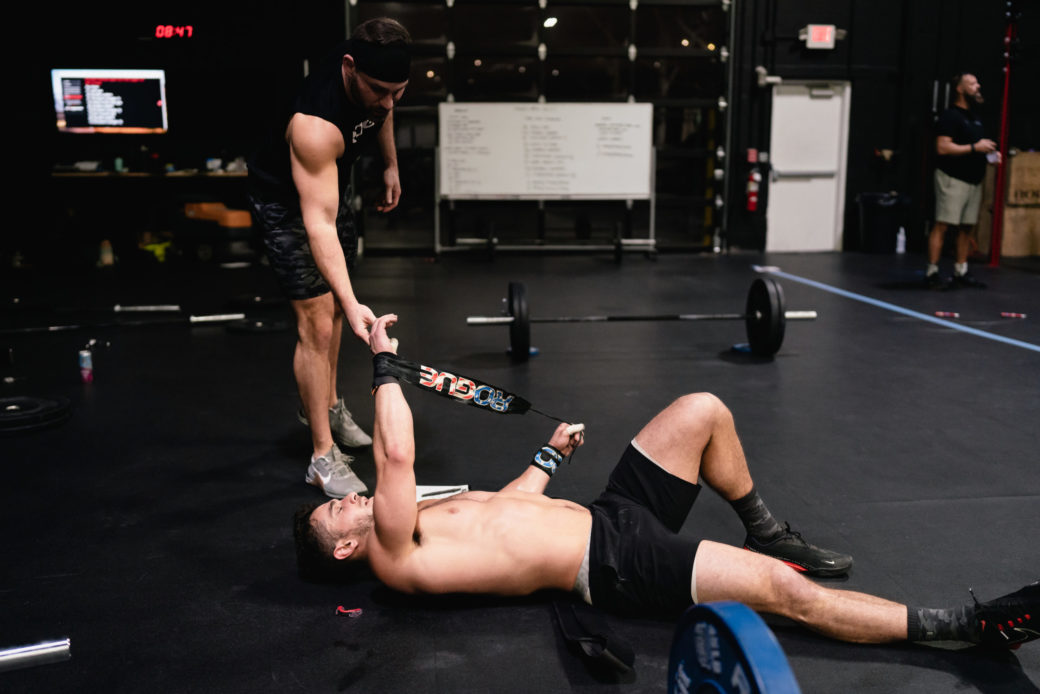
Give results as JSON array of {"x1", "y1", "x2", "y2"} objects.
[
  {"x1": 79, "y1": 349, "x2": 93, "y2": 383},
  {"x1": 896, "y1": 227, "x2": 906, "y2": 254}
]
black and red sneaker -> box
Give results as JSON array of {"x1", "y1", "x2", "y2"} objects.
[
  {"x1": 972, "y1": 580, "x2": 1040, "y2": 649},
  {"x1": 743, "y1": 522, "x2": 853, "y2": 577}
]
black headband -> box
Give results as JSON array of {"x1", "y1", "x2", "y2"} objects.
[{"x1": 348, "y1": 39, "x2": 411, "y2": 83}]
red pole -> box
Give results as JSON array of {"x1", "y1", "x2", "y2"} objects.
[{"x1": 989, "y1": 16, "x2": 1016, "y2": 267}]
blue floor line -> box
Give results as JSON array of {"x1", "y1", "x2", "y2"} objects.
[{"x1": 757, "y1": 267, "x2": 1040, "y2": 355}]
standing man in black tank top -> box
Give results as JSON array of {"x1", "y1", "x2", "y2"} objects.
[{"x1": 247, "y1": 18, "x2": 411, "y2": 498}]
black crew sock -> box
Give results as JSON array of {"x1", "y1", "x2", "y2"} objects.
[
  {"x1": 906, "y1": 604, "x2": 980, "y2": 643},
  {"x1": 729, "y1": 487, "x2": 784, "y2": 542}
]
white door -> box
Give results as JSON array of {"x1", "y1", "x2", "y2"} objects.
[{"x1": 765, "y1": 81, "x2": 851, "y2": 252}]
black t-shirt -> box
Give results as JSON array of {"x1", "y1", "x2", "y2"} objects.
[
  {"x1": 247, "y1": 40, "x2": 386, "y2": 203},
  {"x1": 935, "y1": 106, "x2": 988, "y2": 185}
]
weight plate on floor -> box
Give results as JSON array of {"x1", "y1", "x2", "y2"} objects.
[
  {"x1": 668, "y1": 601, "x2": 801, "y2": 694},
  {"x1": 745, "y1": 277, "x2": 785, "y2": 357},
  {"x1": 0, "y1": 396, "x2": 72, "y2": 435},
  {"x1": 508, "y1": 281, "x2": 531, "y2": 362}
]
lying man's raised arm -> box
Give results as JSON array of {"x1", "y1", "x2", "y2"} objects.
[
  {"x1": 368, "y1": 315, "x2": 418, "y2": 558},
  {"x1": 499, "y1": 422, "x2": 585, "y2": 494}
]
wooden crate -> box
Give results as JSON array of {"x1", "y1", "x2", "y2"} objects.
[
  {"x1": 1007, "y1": 151, "x2": 1040, "y2": 206},
  {"x1": 972, "y1": 153, "x2": 1040, "y2": 258},
  {"x1": 1001, "y1": 205, "x2": 1040, "y2": 257}
]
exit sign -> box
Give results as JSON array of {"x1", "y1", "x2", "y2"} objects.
[{"x1": 806, "y1": 24, "x2": 836, "y2": 49}]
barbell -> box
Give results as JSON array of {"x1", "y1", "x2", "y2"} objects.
[{"x1": 466, "y1": 277, "x2": 816, "y2": 361}]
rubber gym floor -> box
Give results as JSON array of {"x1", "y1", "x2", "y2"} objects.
[{"x1": 2, "y1": 249, "x2": 1038, "y2": 693}]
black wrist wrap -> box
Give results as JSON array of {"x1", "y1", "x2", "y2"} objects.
[
  {"x1": 372, "y1": 352, "x2": 402, "y2": 392},
  {"x1": 531, "y1": 445, "x2": 564, "y2": 477}
]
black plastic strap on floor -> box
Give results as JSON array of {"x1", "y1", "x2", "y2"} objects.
[{"x1": 551, "y1": 599, "x2": 635, "y2": 681}]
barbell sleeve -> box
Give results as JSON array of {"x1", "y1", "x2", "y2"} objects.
[
  {"x1": 189, "y1": 313, "x2": 247, "y2": 323},
  {"x1": 467, "y1": 316, "x2": 516, "y2": 325},
  {"x1": 0, "y1": 638, "x2": 71, "y2": 673}
]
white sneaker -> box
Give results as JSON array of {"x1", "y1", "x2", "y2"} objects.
[
  {"x1": 297, "y1": 399, "x2": 373, "y2": 448},
  {"x1": 329, "y1": 399, "x2": 373, "y2": 447},
  {"x1": 304, "y1": 445, "x2": 368, "y2": 498}
]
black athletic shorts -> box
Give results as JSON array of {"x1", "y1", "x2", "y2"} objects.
[
  {"x1": 246, "y1": 190, "x2": 357, "y2": 301},
  {"x1": 587, "y1": 443, "x2": 702, "y2": 617}
]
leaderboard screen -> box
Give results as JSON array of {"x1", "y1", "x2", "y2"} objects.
[{"x1": 51, "y1": 69, "x2": 168, "y2": 134}]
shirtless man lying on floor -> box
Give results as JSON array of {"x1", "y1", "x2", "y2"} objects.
[{"x1": 294, "y1": 314, "x2": 1038, "y2": 649}]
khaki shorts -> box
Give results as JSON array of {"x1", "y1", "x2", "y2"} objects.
[{"x1": 934, "y1": 169, "x2": 982, "y2": 226}]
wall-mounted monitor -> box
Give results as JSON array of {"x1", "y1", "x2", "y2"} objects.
[{"x1": 51, "y1": 68, "x2": 168, "y2": 134}]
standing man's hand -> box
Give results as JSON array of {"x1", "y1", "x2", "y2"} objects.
[
  {"x1": 974, "y1": 138, "x2": 998, "y2": 154},
  {"x1": 345, "y1": 303, "x2": 378, "y2": 344},
  {"x1": 376, "y1": 165, "x2": 401, "y2": 213},
  {"x1": 368, "y1": 314, "x2": 399, "y2": 354}
]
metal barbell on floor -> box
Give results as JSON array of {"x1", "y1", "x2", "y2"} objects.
[{"x1": 466, "y1": 277, "x2": 817, "y2": 361}]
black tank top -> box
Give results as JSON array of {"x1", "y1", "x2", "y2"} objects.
[{"x1": 248, "y1": 40, "x2": 387, "y2": 202}]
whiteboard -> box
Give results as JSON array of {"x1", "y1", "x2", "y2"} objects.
[{"x1": 438, "y1": 102, "x2": 653, "y2": 200}]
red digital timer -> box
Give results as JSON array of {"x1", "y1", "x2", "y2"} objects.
[{"x1": 155, "y1": 25, "x2": 194, "y2": 39}]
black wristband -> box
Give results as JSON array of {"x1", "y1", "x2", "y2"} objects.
[
  {"x1": 970, "y1": 142, "x2": 975, "y2": 153},
  {"x1": 372, "y1": 352, "x2": 400, "y2": 393},
  {"x1": 531, "y1": 445, "x2": 564, "y2": 477}
]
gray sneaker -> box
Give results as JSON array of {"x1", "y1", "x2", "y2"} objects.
[
  {"x1": 305, "y1": 445, "x2": 368, "y2": 498},
  {"x1": 297, "y1": 399, "x2": 373, "y2": 448}
]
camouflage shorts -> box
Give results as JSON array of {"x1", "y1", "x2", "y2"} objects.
[{"x1": 247, "y1": 192, "x2": 357, "y2": 301}]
